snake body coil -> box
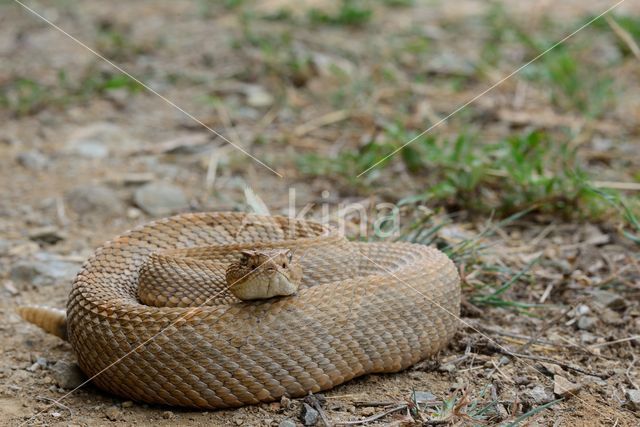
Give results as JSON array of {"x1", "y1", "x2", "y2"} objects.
[{"x1": 28, "y1": 212, "x2": 460, "y2": 408}]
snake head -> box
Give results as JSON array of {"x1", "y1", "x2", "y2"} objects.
[{"x1": 227, "y1": 249, "x2": 302, "y2": 300}]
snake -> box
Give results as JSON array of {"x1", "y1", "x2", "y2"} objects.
[{"x1": 18, "y1": 212, "x2": 460, "y2": 409}]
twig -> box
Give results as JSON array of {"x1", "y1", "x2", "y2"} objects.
[
  {"x1": 491, "y1": 359, "x2": 515, "y2": 384},
  {"x1": 35, "y1": 396, "x2": 73, "y2": 417},
  {"x1": 306, "y1": 395, "x2": 332, "y2": 427},
  {"x1": 473, "y1": 325, "x2": 558, "y2": 347},
  {"x1": 294, "y1": 110, "x2": 351, "y2": 137},
  {"x1": 353, "y1": 401, "x2": 398, "y2": 407},
  {"x1": 336, "y1": 405, "x2": 406, "y2": 426},
  {"x1": 519, "y1": 304, "x2": 575, "y2": 353},
  {"x1": 605, "y1": 15, "x2": 640, "y2": 60},
  {"x1": 499, "y1": 350, "x2": 610, "y2": 379},
  {"x1": 588, "y1": 335, "x2": 640, "y2": 348},
  {"x1": 592, "y1": 181, "x2": 640, "y2": 191}
]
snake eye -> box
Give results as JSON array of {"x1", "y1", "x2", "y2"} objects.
[{"x1": 282, "y1": 263, "x2": 286, "y2": 268}]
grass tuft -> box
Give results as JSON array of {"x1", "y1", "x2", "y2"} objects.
[{"x1": 308, "y1": 0, "x2": 373, "y2": 27}]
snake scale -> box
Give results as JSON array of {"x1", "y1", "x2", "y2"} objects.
[{"x1": 19, "y1": 212, "x2": 460, "y2": 409}]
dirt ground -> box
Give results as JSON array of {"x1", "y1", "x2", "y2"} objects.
[{"x1": 1, "y1": 0, "x2": 639, "y2": 426}]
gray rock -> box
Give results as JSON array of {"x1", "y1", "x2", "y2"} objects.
[
  {"x1": 26, "y1": 356, "x2": 47, "y2": 372},
  {"x1": 553, "y1": 375, "x2": 582, "y2": 398},
  {"x1": 589, "y1": 290, "x2": 626, "y2": 311},
  {"x1": 66, "y1": 185, "x2": 125, "y2": 217},
  {"x1": 104, "y1": 406, "x2": 122, "y2": 421},
  {"x1": 575, "y1": 304, "x2": 591, "y2": 316},
  {"x1": 580, "y1": 332, "x2": 597, "y2": 344},
  {"x1": 300, "y1": 403, "x2": 319, "y2": 426},
  {"x1": 245, "y1": 85, "x2": 274, "y2": 108},
  {"x1": 577, "y1": 316, "x2": 597, "y2": 331},
  {"x1": 71, "y1": 140, "x2": 109, "y2": 158},
  {"x1": 16, "y1": 150, "x2": 48, "y2": 170},
  {"x1": 10, "y1": 252, "x2": 80, "y2": 286},
  {"x1": 426, "y1": 52, "x2": 476, "y2": 76},
  {"x1": 526, "y1": 386, "x2": 554, "y2": 405},
  {"x1": 279, "y1": 419, "x2": 297, "y2": 427},
  {"x1": 0, "y1": 238, "x2": 10, "y2": 255},
  {"x1": 65, "y1": 123, "x2": 138, "y2": 158},
  {"x1": 28, "y1": 226, "x2": 66, "y2": 245},
  {"x1": 49, "y1": 361, "x2": 85, "y2": 389},
  {"x1": 133, "y1": 182, "x2": 189, "y2": 216},
  {"x1": 412, "y1": 390, "x2": 437, "y2": 404},
  {"x1": 624, "y1": 389, "x2": 640, "y2": 411}
]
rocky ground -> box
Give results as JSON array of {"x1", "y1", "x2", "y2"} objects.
[{"x1": 1, "y1": 0, "x2": 640, "y2": 426}]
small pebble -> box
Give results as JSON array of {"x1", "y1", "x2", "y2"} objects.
[
  {"x1": 121, "y1": 401, "x2": 134, "y2": 408},
  {"x1": 48, "y1": 361, "x2": 85, "y2": 389},
  {"x1": 526, "y1": 385, "x2": 554, "y2": 405},
  {"x1": 133, "y1": 182, "x2": 189, "y2": 216},
  {"x1": 16, "y1": 150, "x2": 48, "y2": 170},
  {"x1": 162, "y1": 410, "x2": 174, "y2": 419},
  {"x1": 412, "y1": 390, "x2": 437, "y2": 403},
  {"x1": 625, "y1": 389, "x2": 640, "y2": 412},
  {"x1": 280, "y1": 395, "x2": 292, "y2": 410},
  {"x1": 104, "y1": 406, "x2": 121, "y2": 421},
  {"x1": 577, "y1": 316, "x2": 597, "y2": 331},
  {"x1": 279, "y1": 419, "x2": 297, "y2": 427},
  {"x1": 575, "y1": 304, "x2": 591, "y2": 316},
  {"x1": 300, "y1": 402, "x2": 319, "y2": 426},
  {"x1": 553, "y1": 375, "x2": 582, "y2": 398}
]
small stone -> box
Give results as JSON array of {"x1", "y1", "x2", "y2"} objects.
[
  {"x1": 65, "y1": 123, "x2": 138, "y2": 158},
  {"x1": 439, "y1": 363, "x2": 456, "y2": 373},
  {"x1": 16, "y1": 150, "x2": 48, "y2": 170},
  {"x1": 3, "y1": 280, "x2": 19, "y2": 296},
  {"x1": 104, "y1": 406, "x2": 122, "y2": 421},
  {"x1": 577, "y1": 316, "x2": 597, "y2": 331},
  {"x1": 425, "y1": 52, "x2": 476, "y2": 76},
  {"x1": 133, "y1": 182, "x2": 189, "y2": 216},
  {"x1": 232, "y1": 414, "x2": 244, "y2": 425},
  {"x1": 575, "y1": 304, "x2": 591, "y2": 316},
  {"x1": 361, "y1": 407, "x2": 376, "y2": 416},
  {"x1": 48, "y1": 361, "x2": 85, "y2": 389},
  {"x1": 121, "y1": 401, "x2": 134, "y2": 408},
  {"x1": 300, "y1": 403, "x2": 319, "y2": 426},
  {"x1": 280, "y1": 395, "x2": 292, "y2": 410},
  {"x1": 28, "y1": 226, "x2": 66, "y2": 245},
  {"x1": 590, "y1": 290, "x2": 626, "y2": 311},
  {"x1": 245, "y1": 85, "x2": 274, "y2": 108},
  {"x1": 66, "y1": 185, "x2": 125, "y2": 217},
  {"x1": 268, "y1": 402, "x2": 281, "y2": 412},
  {"x1": 624, "y1": 389, "x2": 640, "y2": 411},
  {"x1": 514, "y1": 376, "x2": 530, "y2": 385},
  {"x1": 162, "y1": 411, "x2": 174, "y2": 419},
  {"x1": 526, "y1": 386, "x2": 554, "y2": 405},
  {"x1": 50, "y1": 411, "x2": 62, "y2": 418},
  {"x1": 10, "y1": 252, "x2": 81, "y2": 287},
  {"x1": 580, "y1": 332, "x2": 597, "y2": 344},
  {"x1": 279, "y1": 419, "x2": 297, "y2": 427},
  {"x1": 600, "y1": 308, "x2": 624, "y2": 325},
  {"x1": 26, "y1": 357, "x2": 47, "y2": 372},
  {"x1": 412, "y1": 390, "x2": 437, "y2": 404},
  {"x1": 553, "y1": 375, "x2": 582, "y2": 398}
]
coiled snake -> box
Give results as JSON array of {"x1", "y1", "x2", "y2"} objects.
[{"x1": 18, "y1": 212, "x2": 460, "y2": 409}]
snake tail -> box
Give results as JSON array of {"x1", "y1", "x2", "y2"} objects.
[{"x1": 17, "y1": 306, "x2": 67, "y2": 341}]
